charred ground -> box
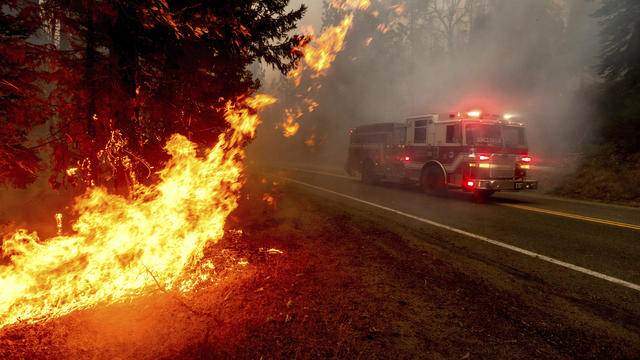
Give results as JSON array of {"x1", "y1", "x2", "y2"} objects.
[{"x1": 0, "y1": 174, "x2": 638, "y2": 359}]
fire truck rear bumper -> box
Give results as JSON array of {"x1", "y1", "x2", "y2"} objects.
[{"x1": 475, "y1": 179, "x2": 538, "y2": 191}]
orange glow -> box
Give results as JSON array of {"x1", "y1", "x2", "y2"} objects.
[
  {"x1": 305, "y1": 134, "x2": 316, "y2": 147},
  {"x1": 391, "y1": 4, "x2": 404, "y2": 15},
  {"x1": 304, "y1": 98, "x2": 319, "y2": 113},
  {"x1": 55, "y1": 213, "x2": 63, "y2": 236},
  {"x1": 281, "y1": 108, "x2": 301, "y2": 137},
  {"x1": 289, "y1": 65, "x2": 304, "y2": 87},
  {"x1": 302, "y1": 14, "x2": 354, "y2": 75},
  {"x1": 0, "y1": 95, "x2": 276, "y2": 328},
  {"x1": 329, "y1": 0, "x2": 370, "y2": 11},
  {"x1": 262, "y1": 194, "x2": 275, "y2": 207},
  {"x1": 365, "y1": 37, "x2": 373, "y2": 46}
]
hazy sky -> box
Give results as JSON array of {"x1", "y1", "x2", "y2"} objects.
[{"x1": 290, "y1": 0, "x2": 324, "y2": 30}]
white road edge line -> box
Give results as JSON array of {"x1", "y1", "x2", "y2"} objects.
[{"x1": 281, "y1": 176, "x2": 640, "y2": 293}]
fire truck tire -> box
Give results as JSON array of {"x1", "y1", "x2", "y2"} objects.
[
  {"x1": 421, "y1": 165, "x2": 447, "y2": 195},
  {"x1": 361, "y1": 160, "x2": 378, "y2": 184}
]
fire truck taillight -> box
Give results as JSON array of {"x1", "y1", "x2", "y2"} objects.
[
  {"x1": 403, "y1": 155, "x2": 411, "y2": 161},
  {"x1": 478, "y1": 155, "x2": 490, "y2": 161},
  {"x1": 466, "y1": 180, "x2": 475, "y2": 188},
  {"x1": 521, "y1": 156, "x2": 532, "y2": 163}
]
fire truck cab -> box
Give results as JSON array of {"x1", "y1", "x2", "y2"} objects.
[{"x1": 345, "y1": 111, "x2": 538, "y2": 200}]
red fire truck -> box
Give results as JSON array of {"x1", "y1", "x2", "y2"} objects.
[{"x1": 345, "y1": 111, "x2": 538, "y2": 201}]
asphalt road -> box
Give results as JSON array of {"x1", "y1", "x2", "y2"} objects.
[{"x1": 270, "y1": 166, "x2": 640, "y2": 294}]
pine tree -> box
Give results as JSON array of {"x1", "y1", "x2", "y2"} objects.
[
  {"x1": 595, "y1": 0, "x2": 640, "y2": 80},
  {"x1": 1, "y1": 0, "x2": 307, "y2": 190},
  {"x1": 594, "y1": 0, "x2": 640, "y2": 152},
  {"x1": 0, "y1": 1, "x2": 54, "y2": 188}
]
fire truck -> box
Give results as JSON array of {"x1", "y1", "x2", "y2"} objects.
[{"x1": 345, "y1": 111, "x2": 538, "y2": 201}]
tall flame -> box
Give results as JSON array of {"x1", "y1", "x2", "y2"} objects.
[
  {"x1": 0, "y1": 95, "x2": 276, "y2": 328},
  {"x1": 302, "y1": 14, "x2": 353, "y2": 75},
  {"x1": 282, "y1": 0, "x2": 370, "y2": 137},
  {"x1": 329, "y1": 0, "x2": 370, "y2": 11}
]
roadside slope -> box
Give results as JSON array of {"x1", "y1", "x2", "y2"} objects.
[{"x1": 0, "y1": 175, "x2": 638, "y2": 359}]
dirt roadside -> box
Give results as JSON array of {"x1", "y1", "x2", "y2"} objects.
[{"x1": 0, "y1": 175, "x2": 638, "y2": 359}]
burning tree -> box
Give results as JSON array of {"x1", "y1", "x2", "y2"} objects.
[
  {"x1": 1, "y1": 0, "x2": 307, "y2": 192},
  {"x1": 0, "y1": 0, "x2": 307, "y2": 328}
]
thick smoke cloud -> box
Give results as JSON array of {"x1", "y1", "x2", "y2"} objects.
[
  {"x1": 1, "y1": 0, "x2": 604, "y2": 234},
  {"x1": 250, "y1": 0, "x2": 602, "y2": 171}
]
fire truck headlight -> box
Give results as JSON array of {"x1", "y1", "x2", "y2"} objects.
[
  {"x1": 520, "y1": 164, "x2": 530, "y2": 169},
  {"x1": 479, "y1": 163, "x2": 490, "y2": 168}
]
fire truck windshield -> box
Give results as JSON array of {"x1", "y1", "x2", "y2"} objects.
[{"x1": 465, "y1": 124, "x2": 526, "y2": 147}]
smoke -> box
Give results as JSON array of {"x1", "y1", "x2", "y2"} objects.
[
  {"x1": 249, "y1": 0, "x2": 603, "y2": 171},
  {"x1": 0, "y1": 172, "x2": 75, "y2": 241},
  {"x1": 2, "y1": 0, "x2": 604, "y2": 230}
]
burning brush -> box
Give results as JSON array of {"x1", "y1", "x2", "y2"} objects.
[{"x1": 0, "y1": 96, "x2": 275, "y2": 328}]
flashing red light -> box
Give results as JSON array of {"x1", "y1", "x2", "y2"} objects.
[
  {"x1": 467, "y1": 110, "x2": 481, "y2": 117},
  {"x1": 349, "y1": 129, "x2": 353, "y2": 135},
  {"x1": 521, "y1": 156, "x2": 532, "y2": 163},
  {"x1": 466, "y1": 180, "x2": 475, "y2": 187},
  {"x1": 403, "y1": 155, "x2": 411, "y2": 161},
  {"x1": 478, "y1": 155, "x2": 490, "y2": 161}
]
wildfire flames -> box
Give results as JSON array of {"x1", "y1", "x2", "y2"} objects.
[
  {"x1": 330, "y1": 0, "x2": 370, "y2": 11},
  {"x1": 1, "y1": 0, "x2": 367, "y2": 330},
  {"x1": 281, "y1": 0, "x2": 370, "y2": 137},
  {"x1": 0, "y1": 95, "x2": 275, "y2": 328},
  {"x1": 300, "y1": 14, "x2": 354, "y2": 76},
  {"x1": 282, "y1": 108, "x2": 302, "y2": 137}
]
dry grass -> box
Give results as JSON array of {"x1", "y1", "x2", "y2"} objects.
[
  {"x1": 553, "y1": 151, "x2": 640, "y2": 206},
  {"x1": 0, "y1": 175, "x2": 638, "y2": 359}
]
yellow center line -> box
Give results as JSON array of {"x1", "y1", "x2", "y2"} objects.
[
  {"x1": 500, "y1": 203, "x2": 640, "y2": 231},
  {"x1": 286, "y1": 167, "x2": 640, "y2": 231}
]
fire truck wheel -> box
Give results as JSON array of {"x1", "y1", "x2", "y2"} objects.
[
  {"x1": 421, "y1": 166, "x2": 447, "y2": 195},
  {"x1": 360, "y1": 160, "x2": 378, "y2": 184}
]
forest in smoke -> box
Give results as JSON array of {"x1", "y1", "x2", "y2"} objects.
[
  {"x1": 252, "y1": 0, "x2": 606, "y2": 166},
  {"x1": 2, "y1": 0, "x2": 639, "y2": 210}
]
